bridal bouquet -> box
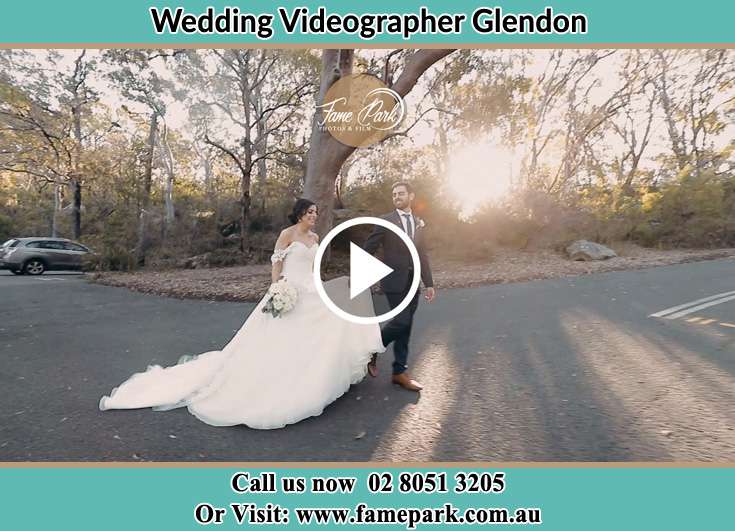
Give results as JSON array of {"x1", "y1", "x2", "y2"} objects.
[{"x1": 262, "y1": 279, "x2": 298, "y2": 318}]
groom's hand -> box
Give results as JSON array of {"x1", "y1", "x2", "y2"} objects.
[{"x1": 424, "y1": 287, "x2": 436, "y2": 303}]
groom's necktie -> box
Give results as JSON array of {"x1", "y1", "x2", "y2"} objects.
[{"x1": 402, "y1": 213, "x2": 414, "y2": 240}]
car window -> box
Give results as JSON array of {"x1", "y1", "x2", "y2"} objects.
[
  {"x1": 64, "y1": 242, "x2": 88, "y2": 252},
  {"x1": 30, "y1": 241, "x2": 65, "y2": 250},
  {"x1": 2, "y1": 239, "x2": 19, "y2": 248}
]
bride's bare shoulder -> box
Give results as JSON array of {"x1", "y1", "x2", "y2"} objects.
[{"x1": 309, "y1": 231, "x2": 319, "y2": 244}]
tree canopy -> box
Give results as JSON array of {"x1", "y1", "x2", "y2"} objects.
[{"x1": 2, "y1": 48, "x2": 735, "y2": 270}]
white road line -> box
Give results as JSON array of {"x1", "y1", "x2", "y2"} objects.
[
  {"x1": 662, "y1": 294, "x2": 735, "y2": 320},
  {"x1": 649, "y1": 290, "x2": 735, "y2": 318}
]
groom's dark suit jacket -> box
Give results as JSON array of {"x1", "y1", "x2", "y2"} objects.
[{"x1": 363, "y1": 211, "x2": 433, "y2": 294}]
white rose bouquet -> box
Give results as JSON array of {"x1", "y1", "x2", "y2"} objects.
[{"x1": 262, "y1": 279, "x2": 298, "y2": 318}]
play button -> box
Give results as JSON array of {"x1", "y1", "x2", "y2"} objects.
[
  {"x1": 349, "y1": 242, "x2": 393, "y2": 299},
  {"x1": 313, "y1": 216, "x2": 421, "y2": 325}
]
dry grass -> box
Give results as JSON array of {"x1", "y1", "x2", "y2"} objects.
[{"x1": 90, "y1": 245, "x2": 735, "y2": 302}]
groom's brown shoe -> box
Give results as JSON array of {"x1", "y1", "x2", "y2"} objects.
[
  {"x1": 392, "y1": 373, "x2": 423, "y2": 392},
  {"x1": 367, "y1": 354, "x2": 378, "y2": 378}
]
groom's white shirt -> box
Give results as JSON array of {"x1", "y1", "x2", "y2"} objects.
[{"x1": 395, "y1": 208, "x2": 414, "y2": 239}]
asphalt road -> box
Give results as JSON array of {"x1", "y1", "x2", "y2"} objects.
[{"x1": 1, "y1": 259, "x2": 734, "y2": 462}]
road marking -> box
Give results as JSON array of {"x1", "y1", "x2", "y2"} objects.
[
  {"x1": 699, "y1": 319, "x2": 716, "y2": 325},
  {"x1": 664, "y1": 294, "x2": 735, "y2": 320},
  {"x1": 650, "y1": 290, "x2": 735, "y2": 318},
  {"x1": 686, "y1": 317, "x2": 703, "y2": 323},
  {"x1": 720, "y1": 322, "x2": 735, "y2": 329}
]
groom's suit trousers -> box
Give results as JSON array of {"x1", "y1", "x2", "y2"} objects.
[{"x1": 381, "y1": 287, "x2": 421, "y2": 375}]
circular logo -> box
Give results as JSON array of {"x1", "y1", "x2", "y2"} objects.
[
  {"x1": 317, "y1": 74, "x2": 406, "y2": 148},
  {"x1": 313, "y1": 217, "x2": 421, "y2": 325}
]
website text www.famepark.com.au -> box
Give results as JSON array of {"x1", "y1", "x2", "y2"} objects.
[
  {"x1": 196, "y1": 471, "x2": 542, "y2": 527},
  {"x1": 294, "y1": 503, "x2": 542, "y2": 527}
]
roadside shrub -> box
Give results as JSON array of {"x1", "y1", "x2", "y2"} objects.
[
  {"x1": 84, "y1": 246, "x2": 136, "y2": 272},
  {"x1": 0, "y1": 213, "x2": 15, "y2": 243}
]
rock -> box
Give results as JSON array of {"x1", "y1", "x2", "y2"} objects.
[{"x1": 566, "y1": 240, "x2": 617, "y2": 261}]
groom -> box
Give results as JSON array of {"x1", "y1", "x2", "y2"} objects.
[{"x1": 363, "y1": 181, "x2": 435, "y2": 392}]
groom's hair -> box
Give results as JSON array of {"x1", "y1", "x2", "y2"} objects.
[{"x1": 392, "y1": 181, "x2": 413, "y2": 194}]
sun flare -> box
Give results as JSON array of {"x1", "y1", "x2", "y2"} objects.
[{"x1": 446, "y1": 142, "x2": 516, "y2": 217}]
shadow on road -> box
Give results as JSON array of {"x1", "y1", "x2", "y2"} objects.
[{"x1": 2, "y1": 263, "x2": 735, "y2": 461}]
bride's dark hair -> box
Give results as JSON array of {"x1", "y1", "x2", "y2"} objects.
[{"x1": 288, "y1": 198, "x2": 317, "y2": 225}]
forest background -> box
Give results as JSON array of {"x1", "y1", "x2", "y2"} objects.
[{"x1": 2, "y1": 49, "x2": 734, "y2": 273}]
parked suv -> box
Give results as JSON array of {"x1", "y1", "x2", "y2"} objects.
[{"x1": 0, "y1": 237, "x2": 92, "y2": 275}]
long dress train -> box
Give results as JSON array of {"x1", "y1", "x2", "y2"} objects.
[{"x1": 99, "y1": 241, "x2": 384, "y2": 429}]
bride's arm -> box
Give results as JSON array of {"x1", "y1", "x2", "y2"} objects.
[{"x1": 271, "y1": 230, "x2": 291, "y2": 283}]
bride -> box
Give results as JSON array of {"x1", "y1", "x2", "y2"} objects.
[{"x1": 99, "y1": 199, "x2": 385, "y2": 429}]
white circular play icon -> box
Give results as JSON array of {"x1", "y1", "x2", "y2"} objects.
[{"x1": 313, "y1": 217, "x2": 421, "y2": 325}]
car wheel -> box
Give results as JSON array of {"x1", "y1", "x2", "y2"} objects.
[
  {"x1": 10, "y1": 269, "x2": 24, "y2": 275},
  {"x1": 24, "y1": 259, "x2": 45, "y2": 275}
]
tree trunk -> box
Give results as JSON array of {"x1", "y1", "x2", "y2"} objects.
[
  {"x1": 254, "y1": 82, "x2": 268, "y2": 214},
  {"x1": 71, "y1": 103, "x2": 83, "y2": 240},
  {"x1": 335, "y1": 159, "x2": 351, "y2": 210},
  {"x1": 135, "y1": 111, "x2": 158, "y2": 267},
  {"x1": 70, "y1": 179, "x2": 81, "y2": 240},
  {"x1": 304, "y1": 49, "x2": 454, "y2": 237},
  {"x1": 433, "y1": 83, "x2": 450, "y2": 179},
  {"x1": 655, "y1": 52, "x2": 688, "y2": 171},
  {"x1": 237, "y1": 53, "x2": 255, "y2": 253},
  {"x1": 203, "y1": 154, "x2": 213, "y2": 198},
  {"x1": 305, "y1": 50, "x2": 355, "y2": 236},
  {"x1": 69, "y1": 50, "x2": 88, "y2": 241},
  {"x1": 240, "y1": 182, "x2": 252, "y2": 252},
  {"x1": 304, "y1": 135, "x2": 353, "y2": 237},
  {"x1": 161, "y1": 125, "x2": 176, "y2": 239},
  {"x1": 52, "y1": 183, "x2": 63, "y2": 238},
  {"x1": 164, "y1": 170, "x2": 175, "y2": 233}
]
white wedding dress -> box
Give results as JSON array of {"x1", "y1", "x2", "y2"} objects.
[{"x1": 99, "y1": 241, "x2": 385, "y2": 429}]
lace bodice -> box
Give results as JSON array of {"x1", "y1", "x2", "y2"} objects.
[{"x1": 272, "y1": 241, "x2": 317, "y2": 291}]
